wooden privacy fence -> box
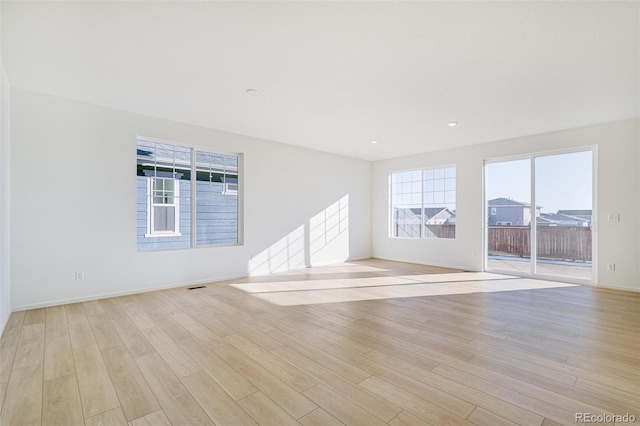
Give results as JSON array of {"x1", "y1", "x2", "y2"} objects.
[
  {"x1": 488, "y1": 226, "x2": 592, "y2": 262},
  {"x1": 395, "y1": 224, "x2": 456, "y2": 239}
]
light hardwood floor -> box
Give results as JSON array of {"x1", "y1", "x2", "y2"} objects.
[{"x1": 0, "y1": 259, "x2": 638, "y2": 425}]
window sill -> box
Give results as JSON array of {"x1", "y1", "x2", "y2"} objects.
[{"x1": 144, "y1": 232, "x2": 182, "y2": 238}]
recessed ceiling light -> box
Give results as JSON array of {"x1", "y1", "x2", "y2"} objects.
[
  {"x1": 246, "y1": 89, "x2": 258, "y2": 94},
  {"x1": 371, "y1": 140, "x2": 379, "y2": 144},
  {"x1": 448, "y1": 122, "x2": 458, "y2": 127}
]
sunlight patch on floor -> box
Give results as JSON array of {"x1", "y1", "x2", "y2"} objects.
[{"x1": 234, "y1": 273, "x2": 576, "y2": 306}]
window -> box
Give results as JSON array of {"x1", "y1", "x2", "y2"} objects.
[
  {"x1": 491, "y1": 207, "x2": 497, "y2": 215},
  {"x1": 136, "y1": 139, "x2": 241, "y2": 251},
  {"x1": 223, "y1": 182, "x2": 238, "y2": 195},
  {"x1": 146, "y1": 178, "x2": 180, "y2": 236},
  {"x1": 390, "y1": 166, "x2": 456, "y2": 239}
]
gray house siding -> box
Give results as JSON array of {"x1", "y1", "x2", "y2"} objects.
[
  {"x1": 488, "y1": 206, "x2": 530, "y2": 226},
  {"x1": 195, "y1": 181, "x2": 238, "y2": 245},
  {"x1": 137, "y1": 178, "x2": 237, "y2": 251}
]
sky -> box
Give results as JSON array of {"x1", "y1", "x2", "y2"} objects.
[{"x1": 486, "y1": 151, "x2": 593, "y2": 214}]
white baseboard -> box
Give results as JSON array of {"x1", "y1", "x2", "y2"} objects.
[
  {"x1": 11, "y1": 273, "x2": 249, "y2": 312},
  {"x1": 594, "y1": 282, "x2": 640, "y2": 293},
  {"x1": 13, "y1": 256, "x2": 377, "y2": 311},
  {"x1": 371, "y1": 255, "x2": 479, "y2": 272}
]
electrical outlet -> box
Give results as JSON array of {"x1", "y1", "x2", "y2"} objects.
[
  {"x1": 75, "y1": 272, "x2": 85, "y2": 281},
  {"x1": 608, "y1": 213, "x2": 620, "y2": 222},
  {"x1": 606, "y1": 263, "x2": 615, "y2": 271}
]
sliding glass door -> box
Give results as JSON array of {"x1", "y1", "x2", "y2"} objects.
[
  {"x1": 485, "y1": 159, "x2": 532, "y2": 274},
  {"x1": 485, "y1": 149, "x2": 594, "y2": 282}
]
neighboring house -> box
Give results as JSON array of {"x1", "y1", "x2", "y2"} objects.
[
  {"x1": 557, "y1": 209, "x2": 592, "y2": 226},
  {"x1": 394, "y1": 207, "x2": 455, "y2": 237},
  {"x1": 424, "y1": 207, "x2": 456, "y2": 225},
  {"x1": 394, "y1": 208, "x2": 422, "y2": 238},
  {"x1": 405, "y1": 207, "x2": 457, "y2": 226},
  {"x1": 136, "y1": 145, "x2": 238, "y2": 251},
  {"x1": 538, "y1": 212, "x2": 590, "y2": 227},
  {"x1": 487, "y1": 197, "x2": 541, "y2": 226}
]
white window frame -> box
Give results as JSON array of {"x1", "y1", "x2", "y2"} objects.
[
  {"x1": 222, "y1": 182, "x2": 238, "y2": 195},
  {"x1": 145, "y1": 177, "x2": 181, "y2": 237},
  {"x1": 389, "y1": 165, "x2": 456, "y2": 240}
]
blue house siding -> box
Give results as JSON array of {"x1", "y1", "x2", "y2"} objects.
[
  {"x1": 195, "y1": 181, "x2": 238, "y2": 245},
  {"x1": 136, "y1": 178, "x2": 238, "y2": 250}
]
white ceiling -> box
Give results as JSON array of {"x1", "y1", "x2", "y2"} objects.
[{"x1": 2, "y1": 1, "x2": 639, "y2": 161}]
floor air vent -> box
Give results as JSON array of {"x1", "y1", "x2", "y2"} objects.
[{"x1": 187, "y1": 285, "x2": 206, "y2": 290}]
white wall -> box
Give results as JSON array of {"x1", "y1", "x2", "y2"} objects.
[
  {"x1": 373, "y1": 118, "x2": 640, "y2": 291},
  {"x1": 11, "y1": 89, "x2": 372, "y2": 310},
  {"x1": 0, "y1": 0, "x2": 13, "y2": 334}
]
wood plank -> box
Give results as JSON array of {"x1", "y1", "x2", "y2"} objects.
[
  {"x1": 23, "y1": 308, "x2": 46, "y2": 326},
  {"x1": 237, "y1": 391, "x2": 299, "y2": 425},
  {"x1": 170, "y1": 312, "x2": 227, "y2": 350},
  {"x1": 226, "y1": 333, "x2": 318, "y2": 392},
  {"x1": 145, "y1": 308, "x2": 192, "y2": 341},
  {"x1": 469, "y1": 352, "x2": 577, "y2": 386},
  {"x1": 12, "y1": 323, "x2": 45, "y2": 370},
  {"x1": 87, "y1": 313, "x2": 124, "y2": 350},
  {"x1": 388, "y1": 410, "x2": 432, "y2": 426},
  {"x1": 135, "y1": 352, "x2": 214, "y2": 426},
  {"x1": 177, "y1": 337, "x2": 257, "y2": 401},
  {"x1": 574, "y1": 378, "x2": 640, "y2": 408},
  {"x1": 42, "y1": 373, "x2": 84, "y2": 426},
  {"x1": 45, "y1": 306, "x2": 68, "y2": 331},
  {"x1": 0, "y1": 364, "x2": 43, "y2": 426},
  {"x1": 299, "y1": 407, "x2": 344, "y2": 426},
  {"x1": 111, "y1": 317, "x2": 155, "y2": 358},
  {"x1": 82, "y1": 300, "x2": 106, "y2": 315},
  {"x1": 2, "y1": 311, "x2": 25, "y2": 336},
  {"x1": 468, "y1": 354, "x2": 577, "y2": 390},
  {"x1": 355, "y1": 348, "x2": 543, "y2": 426},
  {"x1": 215, "y1": 312, "x2": 284, "y2": 350},
  {"x1": 181, "y1": 371, "x2": 258, "y2": 425},
  {"x1": 73, "y1": 344, "x2": 120, "y2": 418},
  {"x1": 101, "y1": 345, "x2": 160, "y2": 421},
  {"x1": 85, "y1": 407, "x2": 128, "y2": 426},
  {"x1": 0, "y1": 381, "x2": 7, "y2": 414},
  {"x1": 141, "y1": 327, "x2": 201, "y2": 377},
  {"x1": 541, "y1": 418, "x2": 565, "y2": 426},
  {"x1": 319, "y1": 315, "x2": 424, "y2": 353},
  {"x1": 44, "y1": 328, "x2": 75, "y2": 381},
  {"x1": 272, "y1": 345, "x2": 402, "y2": 422},
  {"x1": 0, "y1": 331, "x2": 20, "y2": 383},
  {"x1": 66, "y1": 304, "x2": 97, "y2": 349},
  {"x1": 269, "y1": 335, "x2": 370, "y2": 385},
  {"x1": 99, "y1": 298, "x2": 129, "y2": 321},
  {"x1": 302, "y1": 384, "x2": 388, "y2": 426},
  {"x1": 129, "y1": 410, "x2": 172, "y2": 426},
  {"x1": 213, "y1": 343, "x2": 317, "y2": 419},
  {"x1": 186, "y1": 309, "x2": 237, "y2": 337},
  {"x1": 467, "y1": 407, "x2": 519, "y2": 426},
  {"x1": 120, "y1": 302, "x2": 157, "y2": 330},
  {"x1": 360, "y1": 376, "x2": 473, "y2": 426},
  {"x1": 431, "y1": 364, "x2": 600, "y2": 426}
]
